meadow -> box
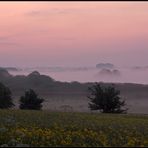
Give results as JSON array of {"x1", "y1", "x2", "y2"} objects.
[{"x1": 0, "y1": 110, "x2": 148, "y2": 147}]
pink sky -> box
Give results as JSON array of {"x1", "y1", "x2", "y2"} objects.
[{"x1": 0, "y1": 2, "x2": 148, "y2": 67}]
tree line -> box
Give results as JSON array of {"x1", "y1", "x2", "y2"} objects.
[{"x1": 0, "y1": 82, "x2": 127, "y2": 113}]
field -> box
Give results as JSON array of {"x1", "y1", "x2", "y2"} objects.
[
  {"x1": 0, "y1": 110, "x2": 148, "y2": 147},
  {"x1": 13, "y1": 92, "x2": 148, "y2": 114}
]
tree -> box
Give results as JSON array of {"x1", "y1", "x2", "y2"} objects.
[
  {"x1": 0, "y1": 82, "x2": 14, "y2": 109},
  {"x1": 19, "y1": 89, "x2": 44, "y2": 110},
  {"x1": 88, "y1": 83, "x2": 127, "y2": 113}
]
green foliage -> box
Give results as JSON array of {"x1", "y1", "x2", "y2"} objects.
[
  {"x1": 19, "y1": 89, "x2": 44, "y2": 110},
  {"x1": 88, "y1": 83, "x2": 127, "y2": 113},
  {"x1": 0, "y1": 82, "x2": 14, "y2": 109}
]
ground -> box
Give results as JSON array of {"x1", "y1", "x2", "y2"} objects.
[{"x1": 0, "y1": 109, "x2": 148, "y2": 147}]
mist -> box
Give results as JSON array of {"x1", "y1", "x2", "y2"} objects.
[{"x1": 7, "y1": 65, "x2": 148, "y2": 84}]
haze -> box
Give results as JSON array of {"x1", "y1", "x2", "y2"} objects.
[{"x1": 0, "y1": 2, "x2": 148, "y2": 67}]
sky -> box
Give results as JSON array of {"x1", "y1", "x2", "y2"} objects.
[{"x1": 0, "y1": 2, "x2": 148, "y2": 67}]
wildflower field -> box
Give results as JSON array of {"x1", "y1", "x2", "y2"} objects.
[{"x1": 0, "y1": 110, "x2": 148, "y2": 147}]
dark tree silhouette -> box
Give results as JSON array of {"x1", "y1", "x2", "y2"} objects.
[
  {"x1": 88, "y1": 83, "x2": 127, "y2": 113},
  {"x1": 0, "y1": 82, "x2": 14, "y2": 109},
  {"x1": 19, "y1": 89, "x2": 44, "y2": 110}
]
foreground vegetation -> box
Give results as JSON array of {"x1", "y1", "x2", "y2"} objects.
[{"x1": 0, "y1": 110, "x2": 148, "y2": 147}]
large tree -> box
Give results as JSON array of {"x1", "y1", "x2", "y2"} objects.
[
  {"x1": 19, "y1": 89, "x2": 44, "y2": 110},
  {"x1": 88, "y1": 83, "x2": 127, "y2": 113},
  {"x1": 0, "y1": 82, "x2": 14, "y2": 109}
]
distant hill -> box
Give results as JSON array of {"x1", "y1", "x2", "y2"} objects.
[
  {"x1": 0, "y1": 68, "x2": 12, "y2": 79},
  {"x1": 98, "y1": 68, "x2": 120, "y2": 77},
  {"x1": 0, "y1": 69, "x2": 148, "y2": 102},
  {"x1": 96, "y1": 63, "x2": 114, "y2": 69},
  {"x1": 0, "y1": 67, "x2": 22, "y2": 72},
  {"x1": 131, "y1": 66, "x2": 148, "y2": 70}
]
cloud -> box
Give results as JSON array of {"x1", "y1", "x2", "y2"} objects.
[
  {"x1": 0, "y1": 36, "x2": 19, "y2": 46},
  {"x1": 0, "y1": 42, "x2": 18, "y2": 46},
  {"x1": 24, "y1": 9, "x2": 66, "y2": 17},
  {"x1": 24, "y1": 3, "x2": 148, "y2": 18},
  {"x1": 24, "y1": 7, "x2": 98, "y2": 17},
  {"x1": 25, "y1": 10, "x2": 41, "y2": 16},
  {"x1": 0, "y1": 36, "x2": 9, "y2": 40}
]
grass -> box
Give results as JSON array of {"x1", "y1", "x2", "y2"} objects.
[{"x1": 0, "y1": 109, "x2": 148, "y2": 147}]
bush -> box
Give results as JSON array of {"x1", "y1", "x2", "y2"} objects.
[
  {"x1": 19, "y1": 89, "x2": 44, "y2": 110},
  {"x1": 0, "y1": 82, "x2": 14, "y2": 109},
  {"x1": 88, "y1": 83, "x2": 127, "y2": 113}
]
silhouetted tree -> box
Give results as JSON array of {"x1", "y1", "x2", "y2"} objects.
[
  {"x1": 88, "y1": 83, "x2": 127, "y2": 113},
  {"x1": 0, "y1": 82, "x2": 14, "y2": 109},
  {"x1": 19, "y1": 89, "x2": 44, "y2": 110}
]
